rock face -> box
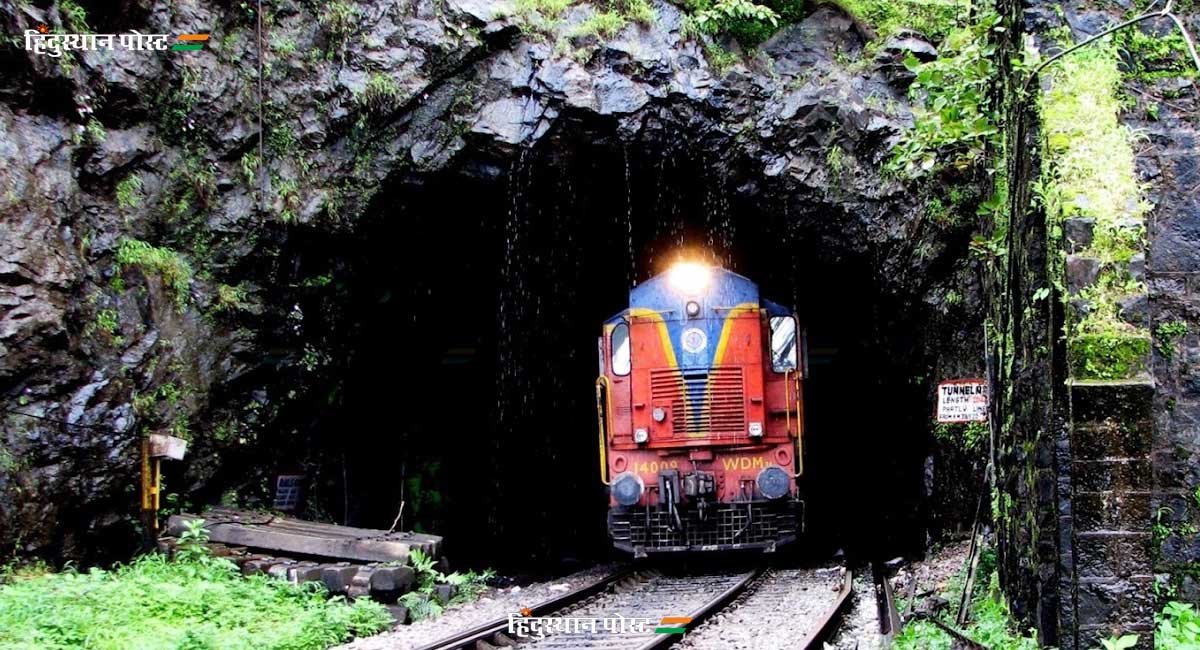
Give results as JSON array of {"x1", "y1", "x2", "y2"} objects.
[{"x1": 0, "y1": 0, "x2": 981, "y2": 561}]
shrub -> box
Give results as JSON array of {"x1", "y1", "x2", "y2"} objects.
[
  {"x1": 0, "y1": 553, "x2": 391, "y2": 650},
  {"x1": 687, "y1": 0, "x2": 804, "y2": 47},
  {"x1": 889, "y1": 12, "x2": 1002, "y2": 177},
  {"x1": 1157, "y1": 601, "x2": 1200, "y2": 649}
]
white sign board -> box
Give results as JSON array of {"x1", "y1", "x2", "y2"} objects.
[
  {"x1": 936, "y1": 380, "x2": 989, "y2": 423},
  {"x1": 148, "y1": 433, "x2": 188, "y2": 460}
]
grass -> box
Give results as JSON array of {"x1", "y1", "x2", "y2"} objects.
[
  {"x1": 0, "y1": 553, "x2": 390, "y2": 650},
  {"x1": 516, "y1": 0, "x2": 655, "y2": 40},
  {"x1": 570, "y1": 10, "x2": 628, "y2": 38},
  {"x1": 116, "y1": 238, "x2": 194, "y2": 310},
  {"x1": 355, "y1": 73, "x2": 404, "y2": 114},
  {"x1": 895, "y1": 567, "x2": 1040, "y2": 650}
]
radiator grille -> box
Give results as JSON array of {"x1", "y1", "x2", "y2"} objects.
[
  {"x1": 650, "y1": 366, "x2": 745, "y2": 435},
  {"x1": 609, "y1": 501, "x2": 797, "y2": 549}
]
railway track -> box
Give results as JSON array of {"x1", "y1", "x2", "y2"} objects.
[
  {"x1": 873, "y1": 560, "x2": 903, "y2": 646},
  {"x1": 413, "y1": 564, "x2": 854, "y2": 650},
  {"x1": 675, "y1": 567, "x2": 852, "y2": 650}
]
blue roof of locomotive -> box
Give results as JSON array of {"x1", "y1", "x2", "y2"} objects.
[{"x1": 604, "y1": 266, "x2": 791, "y2": 323}]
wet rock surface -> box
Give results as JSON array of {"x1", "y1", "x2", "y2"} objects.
[{"x1": 0, "y1": 0, "x2": 981, "y2": 562}]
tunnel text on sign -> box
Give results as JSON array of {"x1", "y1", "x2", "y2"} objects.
[{"x1": 936, "y1": 379, "x2": 989, "y2": 423}]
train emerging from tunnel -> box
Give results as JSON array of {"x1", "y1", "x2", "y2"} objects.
[{"x1": 596, "y1": 263, "x2": 807, "y2": 556}]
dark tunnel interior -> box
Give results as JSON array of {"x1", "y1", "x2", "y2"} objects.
[{"x1": 246, "y1": 126, "x2": 942, "y2": 574}]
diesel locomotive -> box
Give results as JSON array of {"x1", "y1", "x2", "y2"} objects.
[{"x1": 596, "y1": 262, "x2": 807, "y2": 556}]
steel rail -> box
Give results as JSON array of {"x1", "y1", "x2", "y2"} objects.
[
  {"x1": 632, "y1": 568, "x2": 764, "y2": 650},
  {"x1": 795, "y1": 567, "x2": 855, "y2": 650},
  {"x1": 411, "y1": 566, "x2": 636, "y2": 650},
  {"x1": 874, "y1": 561, "x2": 903, "y2": 646}
]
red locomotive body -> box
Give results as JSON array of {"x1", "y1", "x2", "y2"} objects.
[{"x1": 596, "y1": 263, "x2": 806, "y2": 555}]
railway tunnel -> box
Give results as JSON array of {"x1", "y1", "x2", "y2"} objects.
[{"x1": 245, "y1": 118, "x2": 985, "y2": 572}]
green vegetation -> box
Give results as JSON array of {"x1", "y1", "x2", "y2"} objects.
[
  {"x1": 271, "y1": 36, "x2": 297, "y2": 56},
  {"x1": 398, "y1": 548, "x2": 494, "y2": 622},
  {"x1": 133, "y1": 382, "x2": 184, "y2": 417},
  {"x1": 889, "y1": 12, "x2": 1002, "y2": 177},
  {"x1": 115, "y1": 174, "x2": 143, "y2": 211},
  {"x1": 687, "y1": 0, "x2": 798, "y2": 46},
  {"x1": 515, "y1": 0, "x2": 656, "y2": 40},
  {"x1": 85, "y1": 119, "x2": 107, "y2": 144},
  {"x1": 0, "y1": 548, "x2": 390, "y2": 650},
  {"x1": 159, "y1": 151, "x2": 218, "y2": 260},
  {"x1": 570, "y1": 9, "x2": 629, "y2": 38},
  {"x1": 514, "y1": 0, "x2": 574, "y2": 33},
  {"x1": 214, "y1": 283, "x2": 250, "y2": 313},
  {"x1": 159, "y1": 66, "x2": 203, "y2": 139},
  {"x1": 1156, "y1": 320, "x2": 1189, "y2": 358},
  {"x1": 355, "y1": 73, "x2": 404, "y2": 114},
  {"x1": 319, "y1": 0, "x2": 359, "y2": 58},
  {"x1": 835, "y1": 0, "x2": 966, "y2": 43},
  {"x1": 94, "y1": 309, "x2": 119, "y2": 336},
  {"x1": 933, "y1": 421, "x2": 988, "y2": 452},
  {"x1": 1121, "y1": 20, "x2": 1200, "y2": 82},
  {"x1": 241, "y1": 152, "x2": 261, "y2": 187},
  {"x1": 1069, "y1": 332, "x2": 1150, "y2": 380},
  {"x1": 1156, "y1": 601, "x2": 1200, "y2": 649},
  {"x1": 116, "y1": 239, "x2": 194, "y2": 310},
  {"x1": 276, "y1": 178, "x2": 301, "y2": 222},
  {"x1": 1042, "y1": 45, "x2": 1148, "y2": 268},
  {"x1": 895, "y1": 569, "x2": 1039, "y2": 650},
  {"x1": 1040, "y1": 41, "x2": 1151, "y2": 380},
  {"x1": 1100, "y1": 634, "x2": 1140, "y2": 650},
  {"x1": 59, "y1": 0, "x2": 89, "y2": 32}
]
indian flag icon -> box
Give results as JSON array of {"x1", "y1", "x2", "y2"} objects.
[
  {"x1": 171, "y1": 34, "x2": 209, "y2": 52},
  {"x1": 655, "y1": 616, "x2": 692, "y2": 634}
]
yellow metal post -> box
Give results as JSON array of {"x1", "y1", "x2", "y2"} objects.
[
  {"x1": 595, "y1": 377, "x2": 612, "y2": 485},
  {"x1": 140, "y1": 438, "x2": 161, "y2": 535}
]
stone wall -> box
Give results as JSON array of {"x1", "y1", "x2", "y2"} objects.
[
  {"x1": 993, "y1": 0, "x2": 1198, "y2": 647},
  {"x1": 1138, "y1": 2, "x2": 1200, "y2": 601},
  {"x1": 1067, "y1": 381, "x2": 1155, "y2": 647}
]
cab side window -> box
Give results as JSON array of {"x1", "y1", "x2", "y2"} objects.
[
  {"x1": 769, "y1": 316, "x2": 798, "y2": 373},
  {"x1": 612, "y1": 322, "x2": 631, "y2": 376}
]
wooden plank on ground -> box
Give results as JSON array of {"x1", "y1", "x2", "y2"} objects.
[{"x1": 166, "y1": 509, "x2": 442, "y2": 563}]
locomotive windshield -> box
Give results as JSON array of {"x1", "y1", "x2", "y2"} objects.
[
  {"x1": 612, "y1": 322, "x2": 631, "y2": 375},
  {"x1": 770, "y1": 316, "x2": 798, "y2": 373}
]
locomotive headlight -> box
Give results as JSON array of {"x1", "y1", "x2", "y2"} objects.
[
  {"x1": 633, "y1": 428, "x2": 649, "y2": 443},
  {"x1": 756, "y1": 465, "x2": 791, "y2": 500},
  {"x1": 668, "y1": 262, "x2": 711, "y2": 295},
  {"x1": 611, "y1": 472, "x2": 644, "y2": 506},
  {"x1": 685, "y1": 301, "x2": 701, "y2": 318},
  {"x1": 652, "y1": 407, "x2": 667, "y2": 423}
]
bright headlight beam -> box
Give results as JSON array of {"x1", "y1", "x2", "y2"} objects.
[{"x1": 668, "y1": 262, "x2": 711, "y2": 295}]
